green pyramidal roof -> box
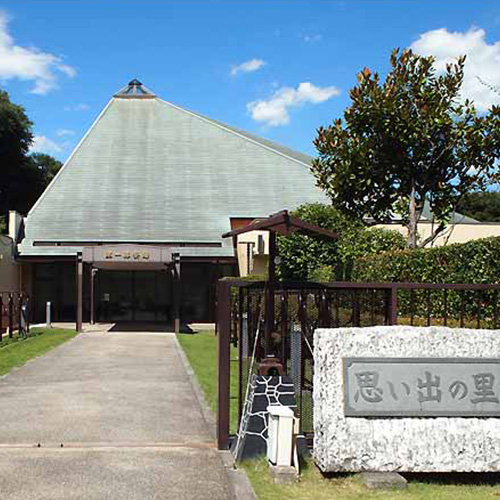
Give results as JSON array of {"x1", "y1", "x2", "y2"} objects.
[{"x1": 19, "y1": 80, "x2": 327, "y2": 257}]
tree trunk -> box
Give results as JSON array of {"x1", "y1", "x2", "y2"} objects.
[{"x1": 408, "y1": 185, "x2": 417, "y2": 249}]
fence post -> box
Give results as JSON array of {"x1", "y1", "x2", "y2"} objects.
[
  {"x1": 25, "y1": 296, "x2": 30, "y2": 334},
  {"x1": 388, "y1": 286, "x2": 398, "y2": 325},
  {"x1": 217, "y1": 280, "x2": 231, "y2": 450},
  {"x1": 8, "y1": 293, "x2": 13, "y2": 339},
  {"x1": 18, "y1": 294, "x2": 23, "y2": 337},
  {"x1": 0, "y1": 294, "x2": 3, "y2": 342}
]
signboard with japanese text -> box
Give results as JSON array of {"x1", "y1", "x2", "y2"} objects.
[
  {"x1": 343, "y1": 357, "x2": 500, "y2": 417},
  {"x1": 82, "y1": 245, "x2": 173, "y2": 265}
]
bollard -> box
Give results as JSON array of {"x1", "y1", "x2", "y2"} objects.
[
  {"x1": 20, "y1": 304, "x2": 27, "y2": 337},
  {"x1": 8, "y1": 293, "x2": 13, "y2": 339},
  {"x1": 46, "y1": 301, "x2": 52, "y2": 328}
]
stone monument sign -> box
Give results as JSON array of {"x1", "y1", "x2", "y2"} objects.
[{"x1": 314, "y1": 326, "x2": 500, "y2": 472}]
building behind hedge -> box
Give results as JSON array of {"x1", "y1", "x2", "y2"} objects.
[{"x1": 13, "y1": 79, "x2": 327, "y2": 329}]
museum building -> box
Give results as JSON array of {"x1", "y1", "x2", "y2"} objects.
[{"x1": 13, "y1": 79, "x2": 326, "y2": 329}]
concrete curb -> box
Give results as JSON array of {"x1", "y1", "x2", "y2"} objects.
[
  {"x1": 173, "y1": 334, "x2": 216, "y2": 439},
  {"x1": 174, "y1": 334, "x2": 258, "y2": 500}
]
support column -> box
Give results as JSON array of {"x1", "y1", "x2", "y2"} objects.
[
  {"x1": 265, "y1": 231, "x2": 276, "y2": 355},
  {"x1": 172, "y1": 253, "x2": 181, "y2": 333},
  {"x1": 217, "y1": 279, "x2": 231, "y2": 450},
  {"x1": 90, "y1": 266, "x2": 97, "y2": 325},
  {"x1": 76, "y1": 252, "x2": 83, "y2": 332}
]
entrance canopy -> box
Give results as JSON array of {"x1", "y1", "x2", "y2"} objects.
[
  {"x1": 222, "y1": 210, "x2": 338, "y2": 356},
  {"x1": 82, "y1": 245, "x2": 174, "y2": 270},
  {"x1": 222, "y1": 210, "x2": 338, "y2": 239}
]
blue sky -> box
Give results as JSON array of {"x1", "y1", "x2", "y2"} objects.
[{"x1": 1, "y1": 0, "x2": 500, "y2": 161}]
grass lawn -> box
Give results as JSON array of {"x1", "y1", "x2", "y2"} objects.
[
  {"x1": 0, "y1": 327, "x2": 77, "y2": 376},
  {"x1": 177, "y1": 329, "x2": 500, "y2": 500},
  {"x1": 177, "y1": 329, "x2": 239, "y2": 433}
]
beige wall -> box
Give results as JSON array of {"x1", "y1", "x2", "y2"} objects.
[
  {"x1": 375, "y1": 222, "x2": 500, "y2": 247},
  {"x1": 236, "y1": 230, "x2": 269, "y2": 277},
  {"x1": 0, "y1": 235, "x2": 20, "y2": 292},
  {"x1": 234, "y1": 221, "x2": 500, "y2": 277}
]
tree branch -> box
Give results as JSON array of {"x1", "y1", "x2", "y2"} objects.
[{"x1": 418, "y1": 222, "x2": 446, "y2": 248}]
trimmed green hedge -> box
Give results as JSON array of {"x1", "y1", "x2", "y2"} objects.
[
  {"x1": 353, "y1": 236, "x2": 500, "y2": 284},
  {"x1": 353, "y1": 236, "x2": 500, "y2": 322}
]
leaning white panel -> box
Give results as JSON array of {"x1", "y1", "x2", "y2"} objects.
[{"x1": 313, "y1": 326, "x2": 500, "y2": 472}]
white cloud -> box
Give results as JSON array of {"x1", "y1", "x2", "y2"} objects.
[
  {"x1": 411, "y1": 27, "x2": 500, "y2": 111},
  {"x1": 230, "y1": 58, "x2": 266, "y2": 77},
  {"x1": 56, "y1": 128, "x2": 75, "y2": 137},
  {"x1": 0, "y1": 12, "x2": 75, "y2": 94},
  {"x1": 247, "y1": 82, "x2": 340, "y2": 126},
  {"x1": 30, "y1": 135, "x2": 63, "y2": 154},
  {"x1": 303, "y1": 34, "x2": 322, "y2": 44},
  {"x1": 64, "y1": 103, "x2": 89, "y2": 111}
]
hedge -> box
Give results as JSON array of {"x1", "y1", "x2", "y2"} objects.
[
  {"x1": 352, "y1": 236, "x2": 500, "y2": 322},
  {"x1": 352, "y1": 236, "x2": 500, "y2": 284}
]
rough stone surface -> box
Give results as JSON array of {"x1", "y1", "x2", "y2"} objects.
[
  {"x1": 361, "y1": 472, "x2": 408, "y2": 490},
  {"x1": 314, "y1": 326, "x2": 500, "y2": 473}
]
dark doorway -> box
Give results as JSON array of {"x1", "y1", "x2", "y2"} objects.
[{"x1": 95, "y1": 270, "x2": 172, "y2": 323}]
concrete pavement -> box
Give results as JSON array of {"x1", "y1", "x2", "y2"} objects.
[{"x1": 0, "y1": 326, "x2": 234, "y2": 499}]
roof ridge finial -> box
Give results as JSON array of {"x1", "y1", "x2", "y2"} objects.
[{"x1": 114, "y1": 79, "x2": 156, "y2": 99}]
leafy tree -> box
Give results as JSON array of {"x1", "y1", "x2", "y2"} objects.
[
  {"x1": 29, "y1": 153, "x2": 63, "y2": 185},
  {"x1": 0, "y1": 90, "x2": 63, "y2": 232},
  {"x1": 277, "y1": 203, "x2": 405, "y2": 281},
  {"x1": 456, "y1": 191, "x2": 500, "y2": 222},
  {"x1": 312, "y1": 49, "x2": 500, "y2": 249},
  {"x1": 0, "y1": 89, "x2": 33, "y2": 220}
]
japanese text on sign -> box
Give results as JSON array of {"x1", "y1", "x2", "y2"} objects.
[{"x1": 343, "y1": 358, "x2": 500, "y2": 417}]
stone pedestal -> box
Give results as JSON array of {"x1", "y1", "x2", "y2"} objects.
[{"x1": 314, "y1": 326, "x2": 500, "y2": 473}]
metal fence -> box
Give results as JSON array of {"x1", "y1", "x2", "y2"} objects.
[
  {"x1": 0, "y1": 292, "x2": 30, "y2": 341},
  {"x1": 216, "y1": 280, "x2": 500, "y2": 449}
]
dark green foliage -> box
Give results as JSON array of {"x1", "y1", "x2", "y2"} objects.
[
  {"x1": 312, "y1": 49, "x2": 500, "y2": 248},
  {"x1": 353, "y1": 237, "x2": 500, "y2": 321},
  {"x1": 0, "y1": 90, "x2": 63, "y2": 231},
  {"x1": 0, "y1": 89, "x2": 33, "y2": 220},
  {"x1": 29, "y1": 153, "x2": 63, "y2": 186},
  {"x1": 457, "y1": 191, "x2": 500, "y2": 222},
  {"x1": 277, "y1": 203, "x2": 406, "y2": 281},
  {"x1": 353, "y1": 237, "x2": 500, "y2": 284}
]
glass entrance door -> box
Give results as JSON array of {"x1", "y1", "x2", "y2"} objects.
[
  {"x1": 96, "y1": 271, "x2": 133, "y2": 321},
  {"x1": 134, "y1": 271, "x2": 156, "y2": 321},
  {"x1": 95, "y1": 270, "x2": 172, "y2": 322}
]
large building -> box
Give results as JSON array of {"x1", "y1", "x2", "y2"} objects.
[{"x1": 14, "y1": 79, "x2": 327, "y2": 329}]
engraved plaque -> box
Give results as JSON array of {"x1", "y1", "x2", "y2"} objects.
[{"x1": 343, "y1": 358, "x2": 500, "y2": 417}]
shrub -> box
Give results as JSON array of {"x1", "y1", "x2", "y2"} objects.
[
  {"x1": 353, "y1": 236, "x2": 500, "y2": 284},
  {"x1": 353, "y1": 236, "x2": 500, "y2": 321},
  {"x1": 277, "y1": 203, "x2": 406, "y2": 281}
]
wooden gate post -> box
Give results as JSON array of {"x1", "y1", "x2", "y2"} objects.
[
  {"x1": 8, "y1": 293, "x2": 13, "y2": 339},
  {"x1": 217, "y1": 279, "x2": 231, "y2": 450}
]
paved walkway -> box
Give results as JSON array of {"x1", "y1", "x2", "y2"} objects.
[{"x1": 0, "y1": 327, "x2": 233, "y2": 499}]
